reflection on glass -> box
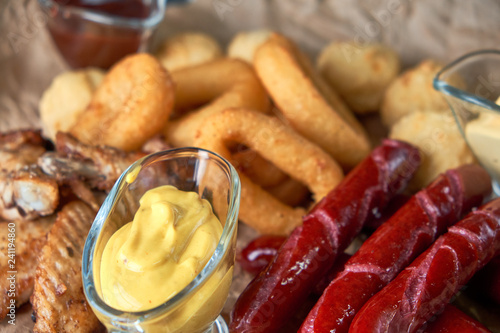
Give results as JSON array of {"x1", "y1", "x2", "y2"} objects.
[
  {"x1": 82, "y1": 148, "x2": 241, "y2": 333},
  {"x1": 434, "y1": 50, "x2": 500, "y2": 196}
]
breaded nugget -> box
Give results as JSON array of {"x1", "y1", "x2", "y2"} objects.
[
  {"x1": 317, "y1": 42, "x2": 400, "y2": 114},
  {"x1": 227, "y1": 29, "x2": 272, "y2": 63},
  {"x1": 39, "y1": 68, "x2": 104, "y2": 141},
  {"x1": 381, "y1": 60, "x2": 449, "y2": 127},
  {"x1": 389, "y1": 111, "x2": 476, "y2": 191},
  {"x1": 71, "y1": 53, "x2": 175, "y2": 151},
  {"x1": 155, "y1": 32, "x2": 222, "y2": 71}
]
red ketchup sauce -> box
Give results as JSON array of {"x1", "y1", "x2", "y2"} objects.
[
  {"x1": 47, "y1": 0, "x2": 152, "y2": 69},
  {"x1": 237, "y1": 235, "x2": 286, "y2": 276}
]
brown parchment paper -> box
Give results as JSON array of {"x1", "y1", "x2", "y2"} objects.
[{"x1": 1, "y1": 0, "x2": 500, "y2": 331}]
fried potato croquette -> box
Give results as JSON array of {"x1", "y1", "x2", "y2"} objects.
[
  {"x1": 165, "y1": 58, "x2": 271, "y2": 147},
  {"x1": 70, "y1": 53, "x2": 174, "y2": 151},
  {"x1": 155, "y1": 32, "x2": 223, "y2": 71},
  {"x1": 254, "y1": 33, "x2": 371, "y2": 169},
  {"x1": 31, "y1": 201, "x2": 103, "y2": 333},
  {"x1": 381, "y1": 60, "x2": 449, "y2": 127},
  {"x1": 227, "y1": 29, "x2": 272, "y2": 63},
  {"x1": 195, "y1": 108, "x2": 344, "y2": 236},
  {"x1": 389, "y1": 111, "x2": 476, "y2": 191},
  {"x1": 39, "y1": 68, "x2": 104, "y2": 141},
  {"x1": 317, "y1": 42, "x2": 400, "y2": 114}
]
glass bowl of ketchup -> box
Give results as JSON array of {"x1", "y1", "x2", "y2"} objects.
[{"x1": 38, "y1": 0, "x2": 166, "y2": 69}]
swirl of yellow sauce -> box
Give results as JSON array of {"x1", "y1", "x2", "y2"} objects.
[{"x1": 100, "y1": 185, "x2": 223, "y2": 312}]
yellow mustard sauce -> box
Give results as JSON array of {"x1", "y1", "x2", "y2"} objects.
[
  {"x1": 465, "y1": 97, "x2": 500, "y2": 181},
  {"x1": 99, "y1": 185, "x2": 223, "y2": 312}
]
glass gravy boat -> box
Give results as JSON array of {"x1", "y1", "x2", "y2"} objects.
[
  {"x1": 82, "y1": 148, "x2": 241, "y2": 332},
  {"x1": 434, "y1": 50, "x2": 500, "y2": 196}
]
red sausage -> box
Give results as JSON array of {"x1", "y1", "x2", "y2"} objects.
[
  {"x1": 312, "y1": 252, "x2": 351, "y2": 295},
  {"x1": 422, "y1": 305, "x2": 492, "y2": 333},
  {"x1": 364, "y1": 193, "x2": 411, "y2": 230},
  {"x1": 229, "y1": 139, "x2": 421, "y2": 333},
  {"x1": 300, "y1": 164, "x2": 492, "y2": 333},
  {"x1": 349, "y1": 198, "x2": 500, "y2": 333},
  {"x1": 468, "y1": 255, "x2": 500, "y2": 305},
  {"x1": 237, "y1": 235, "x2": 286, "y2": 275}
]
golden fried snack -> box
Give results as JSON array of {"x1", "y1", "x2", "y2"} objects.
[
  {"x1": 0, "y1": 167, "x2": 59, "y2": 221},
  {"x1": 195, "y1": 108, "x2": 344, "y2": 235},
  {"x1": 227, "y1": 29, "x2": 272, "y2": 63},
  {"x1": 0, "y1": 216, "x2": 55, "y2": 320},
  {"x1": 0, "y1": 129, "x2": 47, "y2": 172},
  {"x1": 381, "y1": 59, "x2": 449, "y2": 127},
  {"x1": 389, "y1": 111, "x2": 476, "y2": 191},
  {"x1": 39, "y1": 68, "x2": 104, "y2": 141},
  {"x1": 155, "y1": 32, "x2": 223, "y2": 71},
  {"x1": 71, "y1": 53, "x2": 174, "y2": 152},
  {"x1": 164, "y1": 58, "x2": 271, "y2": 147},
  {"x1": 265, "y1": 177, "x2": 311, "y2": 207},
  {"x1": 31, "y1": 201, "x2": 103, "y2": 333},
  {"x1": 254, "y1": 33, "x2": 371, "y2": 169},
  {"x1": 232, "y1": 148, "x2": 288, "y2": 187},
  {"x1": 317, "y1": 42, "x2": 400, "y2": 114}
]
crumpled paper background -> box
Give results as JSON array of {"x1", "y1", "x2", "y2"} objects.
[
  {"x1": 1, "y1": 0, "x2": 500, "y2": 331},
  {"x1": 1, "y1": 0, "x2": 500, "y2": 132}
]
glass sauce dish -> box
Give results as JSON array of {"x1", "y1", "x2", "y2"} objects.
[
  {"x1": 434, "y1": 50, "x2": 500, "y2": 196},
  {"x1": 82, "y1": 148, "x2": 241, "y2": 332},
  {"x1": 38, "y1": 0, "x2": 166, "y2": 69}
]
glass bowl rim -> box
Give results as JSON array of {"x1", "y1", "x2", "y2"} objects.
[
  {"x1": 433, "y1": 49, "x2": 500, "y2": 114},
  {"x1": 38, "y1": 0, "x2": 166, "y2": 29},
  {"x1": 82, "y1": 147, "x2": 241, "y2": 325}
]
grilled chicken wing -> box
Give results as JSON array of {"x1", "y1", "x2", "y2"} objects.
[
  {"x1": 0, "y1": 130, "x2": 47, "y2": 172},
  {"x1": 0, "y1": 167, "x2": 59, "y2": 220},
  {"x1": 30, "y1": 201, "x2": 103, "y2": 333},
  {"x1": 39, "y1": 132, "x2": 144, "y2": 191},
  {"x1": 0, "y1": 216, "x2": 55, "y2": 321}
]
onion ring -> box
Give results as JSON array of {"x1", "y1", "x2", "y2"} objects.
[
  {"x1": 264, "y1": 176, "x2": 311, "y2": 207},
  {"x1": 70, "y1": 53, "x2": 174, "y2": 151},
  {"x1": 194, "y1": 108, "x2": 344, "y2": 235},
  {"x1": 254, "y1": 33, "x2": 371, "y2": 169},
  {"x1": 232, "y1": 148, "x2": 288, "y2": 187},
  {"x1": 165, "y1": 58, "x2": 271, "y2": 147}
]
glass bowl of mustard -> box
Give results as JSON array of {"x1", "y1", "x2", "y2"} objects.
[
  {"x1": 82, "y1": 147, "x2": 241, "y2": 333},
  {"x1": 433, "y1": 49, "x2": 500, "y2": 196},
  {"x1": 37, "y1": 0, "x2": 166, "y2": 69}
]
